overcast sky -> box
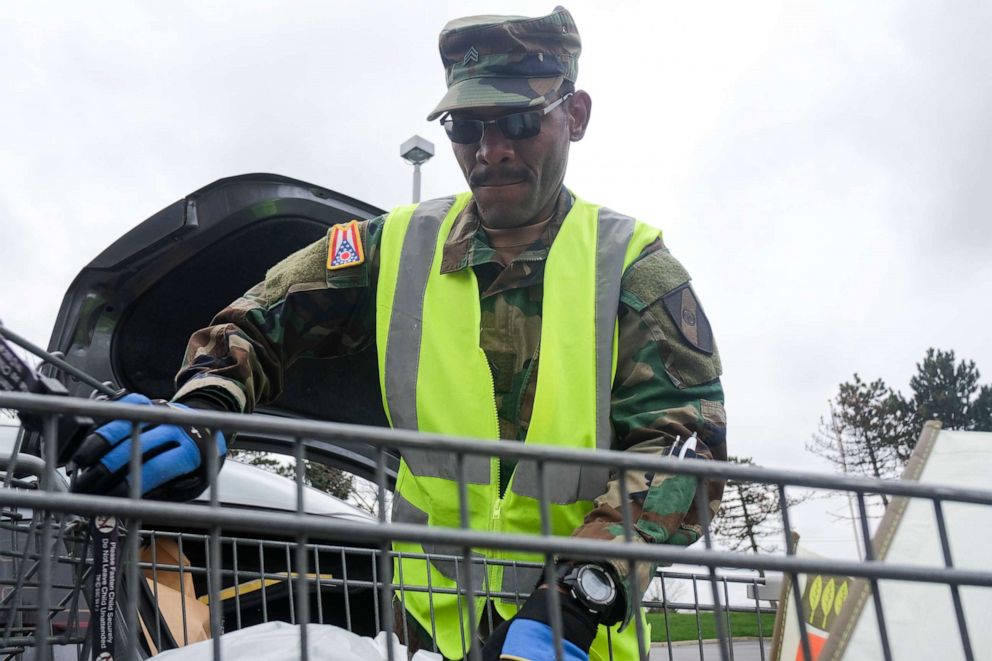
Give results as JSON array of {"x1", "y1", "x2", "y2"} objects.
[{"x1": 2, "y1": 1, "x2": 990, "y2": 557}]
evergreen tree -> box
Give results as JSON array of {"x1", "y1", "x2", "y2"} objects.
[
  {"x1": 891, "y1": 349, "x2": 992, "y2": 459},
  {"x1": 809, "y1": 349, "x2": 991, "y2": 518}
]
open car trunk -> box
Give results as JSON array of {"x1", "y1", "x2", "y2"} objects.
[
  {"x1": 42, "y1": 173, "x2": 394, "y2": 480},
  {"x1": 0, "y1": 174, "x2": 405, "y2": 657}
]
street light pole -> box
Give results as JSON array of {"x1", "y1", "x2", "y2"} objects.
[
  {"x1": 400, "y1": 135, "x2": 435, "y2": 204},
  {"x1": 412, "y1": 162, "x2": 422, "y2": 203}
]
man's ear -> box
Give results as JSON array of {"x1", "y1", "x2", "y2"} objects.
[{"x1": 567, "y1": 90, "x2": 592, "y2": 142}]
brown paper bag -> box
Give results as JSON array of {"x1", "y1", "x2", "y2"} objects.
[{"x1": 139, "y1": 538, "x2": 212, "y2": 653}]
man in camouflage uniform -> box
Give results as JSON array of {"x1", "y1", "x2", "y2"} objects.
[{"x1": 73, "y1": 6, "x2": 726, "y2": 661}]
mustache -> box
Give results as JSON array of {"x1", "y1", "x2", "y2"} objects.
[{"x1": 469, "y1": 167, "x2": 531, "y2": 187}]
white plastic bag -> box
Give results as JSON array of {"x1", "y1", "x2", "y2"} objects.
[{"x1": 149, "y1": 621, "x2": 443, "y2": 661}]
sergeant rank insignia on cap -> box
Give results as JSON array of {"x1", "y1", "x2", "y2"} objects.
[{"x1": 326, "y1": 220, "x2": 365, "y2": 270}]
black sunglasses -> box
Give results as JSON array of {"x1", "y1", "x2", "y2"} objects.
[{"x1": 440, "y1": 93, "x2": 574, "y2": 144}]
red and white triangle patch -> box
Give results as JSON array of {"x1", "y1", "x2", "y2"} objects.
[{"x1": 326, "y1": 220, "x2": 365, "y2": 270}]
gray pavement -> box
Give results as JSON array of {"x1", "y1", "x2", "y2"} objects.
[{"x1": 650, "y1": 640, "x2": 765, "y2": 661}]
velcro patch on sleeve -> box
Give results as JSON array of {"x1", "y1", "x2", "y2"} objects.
[
  {"x1": 661, "y1": 284, "x2": 714, "y2": 354},
  {"x1": 326, "y1": 220, "x2": 365, "y2": 270},
  {"x1": 620, "y1": 248, "x2": 690, "y2": 312}
]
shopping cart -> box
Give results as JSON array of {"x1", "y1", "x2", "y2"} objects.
[{"x1": 1, "y1": 391, "x2": 991, "y2": 661}]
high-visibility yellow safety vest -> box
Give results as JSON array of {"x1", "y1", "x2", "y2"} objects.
[{"x1": 376, "y1": 192, "x2": 660, "y2": 661}]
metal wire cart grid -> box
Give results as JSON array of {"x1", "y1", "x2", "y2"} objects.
[{"x1": 1, "y1": 394, "x2": 990, "y2": 661}]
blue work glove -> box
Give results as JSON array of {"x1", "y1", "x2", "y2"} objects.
[
  {"x1": 70, "y1": 393, "x2": 227, "y2": 501},
  {"x1": 482, "y1": 588, "x2": 599, "y2": 661}
]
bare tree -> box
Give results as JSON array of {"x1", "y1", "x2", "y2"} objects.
[
  {"x1": 807, "y1": 375, "x2": 903, "y2": 507},
  {"x1": 230, "y1": 449, "x2": 353, "y2": 501},
  {"x1": 712, "y1": 456, "x2": 804, "y2": 556},
  {"x1": 228, "y1": 449, "x2": 390, "y2": 516}
]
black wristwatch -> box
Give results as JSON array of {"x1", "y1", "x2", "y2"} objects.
[{"x1": 555, "y1": 562, "x2": 618, "y2": 617}]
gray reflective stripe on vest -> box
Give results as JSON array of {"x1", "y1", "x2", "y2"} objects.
[
  {"x1": 392, "y1": 490, "x2": 429, "y2": 525},
  {"x1": 576, "y1": 462, "x2": 613, "y2": 502},
  {"x1": 400, "y1": 449, "x2": 491, "y2": 486},
  {"x1": 385, "y1": 196, "x2": 489, "y2": 485},
  {"x1": 420, "y1": 545, "x2": 487, "y2": 591},
  {"x1": 594, "y1": 206, "x2": 635, "y2": 448},
  {"x1": 509, "y1": 458, "x2": 605, "y2": 504},
  {"x1": 385, "y1": 196, "x2": 455, "y2": 432},
  {"x1": 510, "y1": 207, "x2": 635, "y2": 503},
  {"x1": 393, "y1": 492, "x2": 487, "y2": 588}
]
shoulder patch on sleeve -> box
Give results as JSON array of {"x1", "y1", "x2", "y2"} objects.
[
  {"x1": 324, "y1": 219, "x2": 374, "y2": 290},
  {"x1": 259, "y1": 219, "x2": 377, "y2": 304},
  {"x1": 327, "y1": 220, "x2": 365, "y2": 270},
  {"x1": 620, "y1": 248, "x2": 691, "y2": 312},
  {"x1": 661, "y1": 284, "x2": 714, "y2": 355}
]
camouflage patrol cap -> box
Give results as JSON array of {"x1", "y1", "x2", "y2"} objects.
[{"x1": 427, "y1": 6, "x2": 581, "y2": 121}]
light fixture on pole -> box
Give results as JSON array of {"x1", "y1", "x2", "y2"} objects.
[{"x1": 400, "y1": 135, "x2": 435, "y2": 203}]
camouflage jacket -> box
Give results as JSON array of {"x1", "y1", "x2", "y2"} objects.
[{"x1": 174, "y1": 188, "x2": 728, "y2": 625}]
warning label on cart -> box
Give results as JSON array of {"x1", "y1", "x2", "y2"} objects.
[
  {"x1": 0, "y1": 336, "x2": 38, "y2": 393},
  {"x1": 91, "y1": 516, "x2": 121, "y2": 660}
]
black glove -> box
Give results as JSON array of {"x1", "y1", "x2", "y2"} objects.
[
  {"x1": 482, "y1": 587, "x2": 600, "y2": 661},
  {"x1": 70, "y1": 393, "x2": 227, "y2": 501}
]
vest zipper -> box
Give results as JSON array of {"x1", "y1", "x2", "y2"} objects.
[
  {"x1": 482, "y1": 348, "x2": 506, "y2": 600},
  {"x1": 481, "y1": 347, "x2": 502, "y2": 522}
]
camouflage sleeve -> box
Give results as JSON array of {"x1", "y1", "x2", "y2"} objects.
[
  {"x1": 570, "y1": 239, "x2": 728, "y2": 627},
  {"x1": 173, "y1": 217, "x2": 385, "y2": 412}
]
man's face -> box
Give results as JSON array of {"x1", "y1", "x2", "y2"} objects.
[{"x1": 450, "y1": 91, "x2": 591, "y2": 229}]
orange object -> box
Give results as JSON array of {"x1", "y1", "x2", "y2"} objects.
[{"x1": 794, "y1": 631, "x2": 827, "y2": 661}]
